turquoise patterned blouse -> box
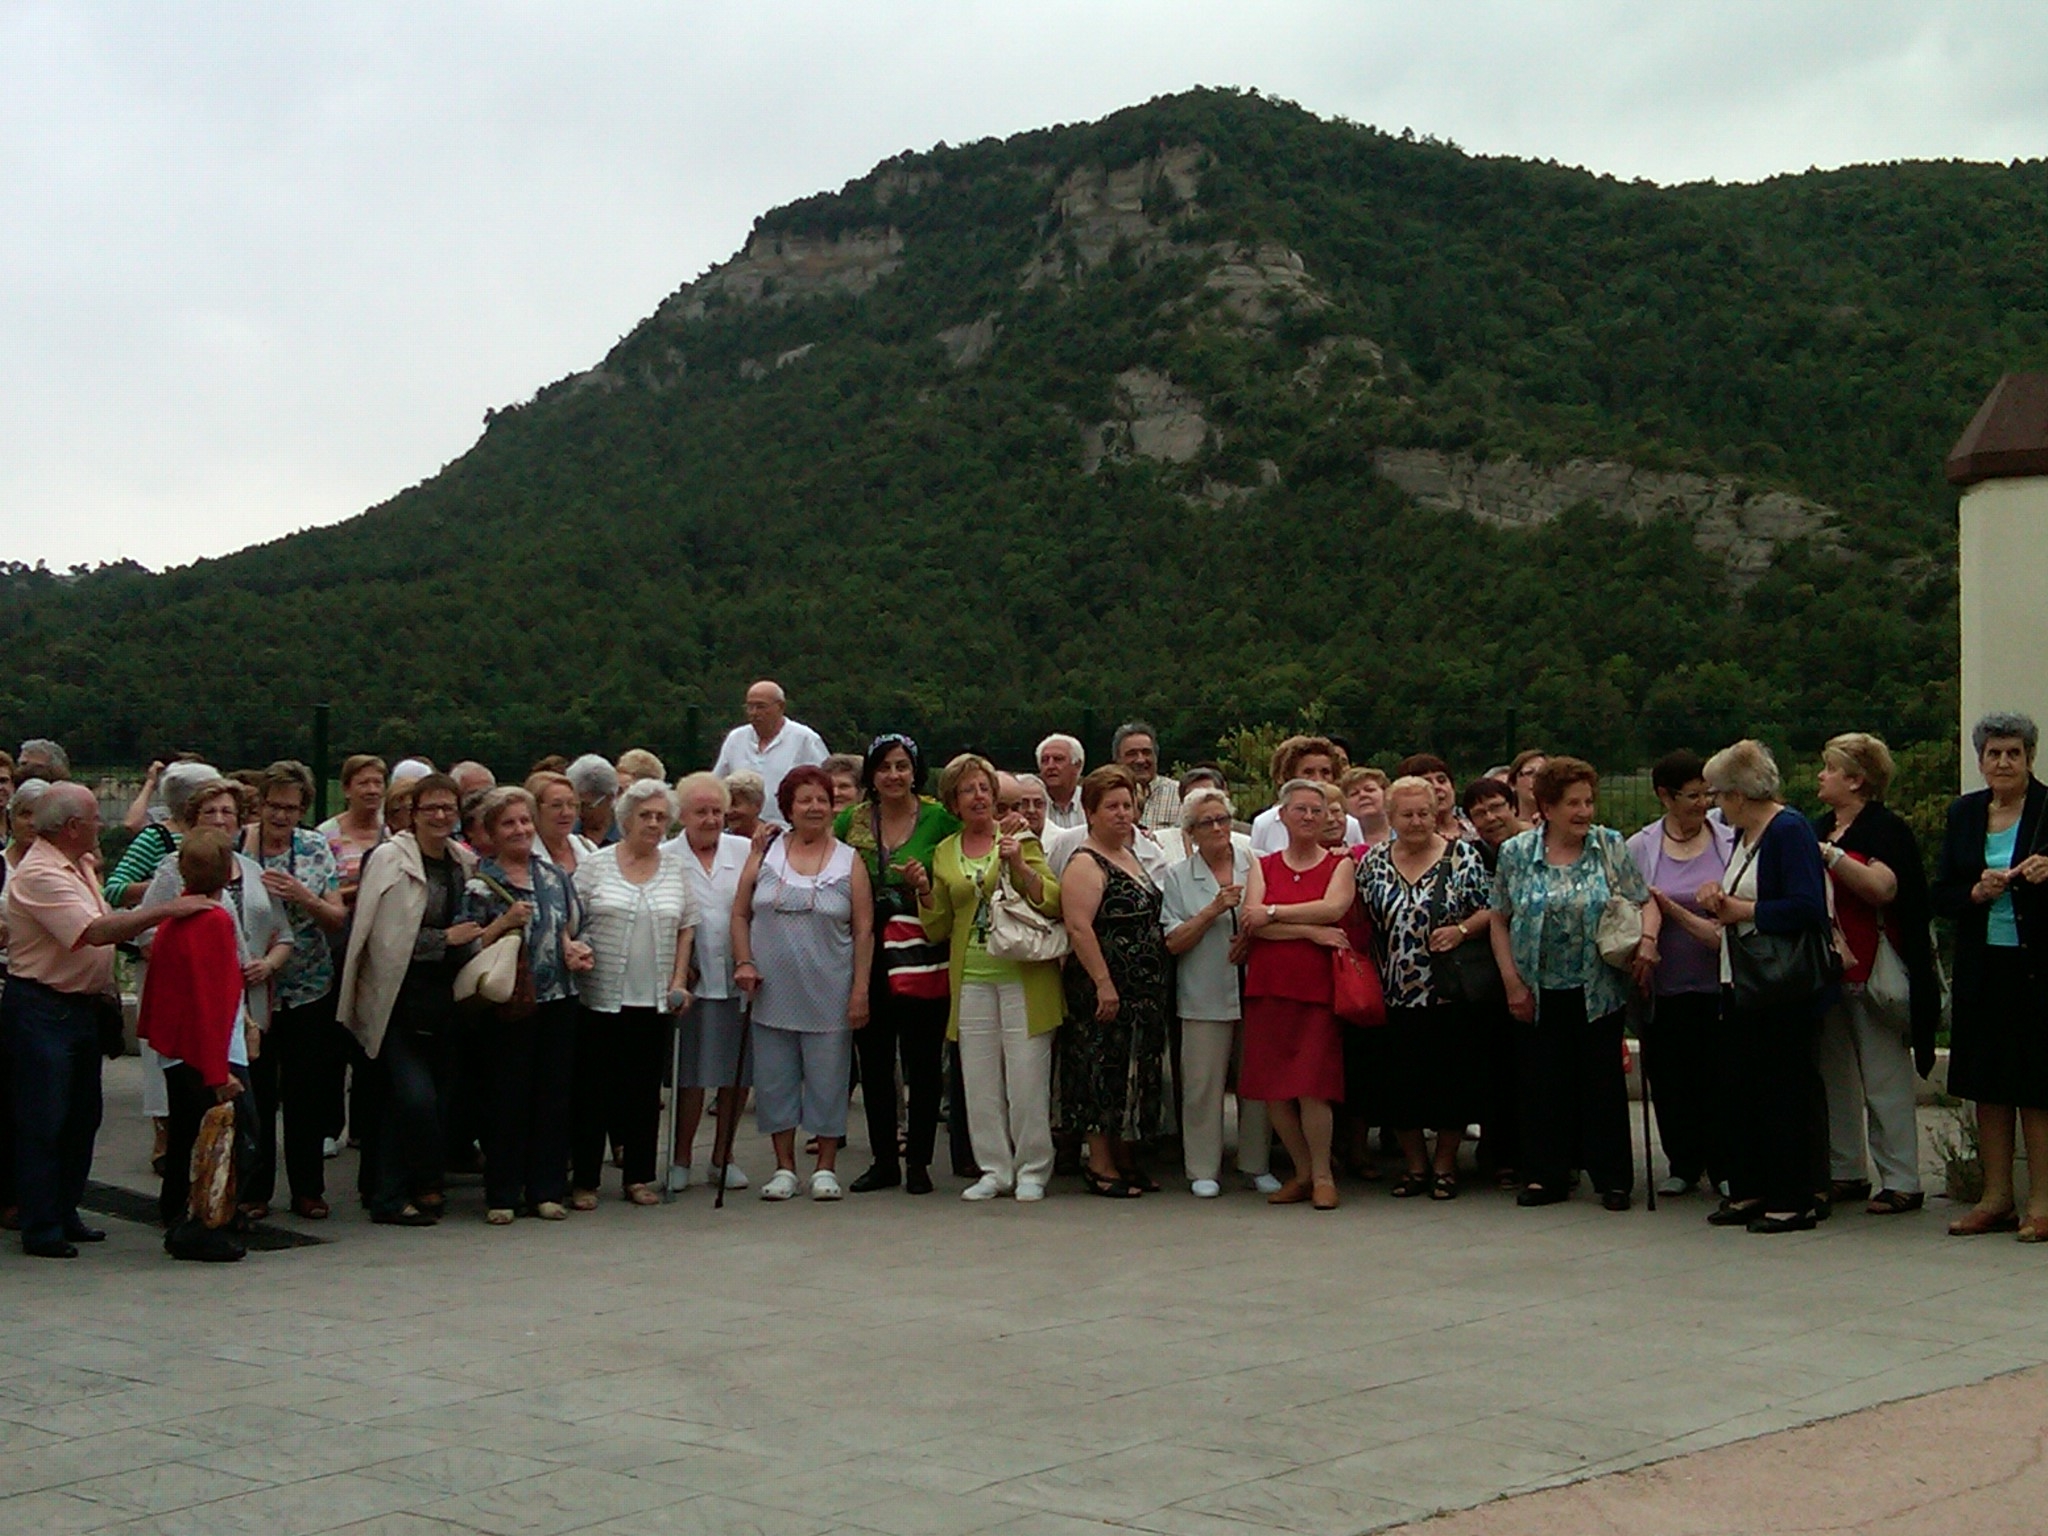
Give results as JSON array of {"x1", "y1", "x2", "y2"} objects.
[{"x1": 1490, "y1": 825, "x2": 1650, "y2": 1022}]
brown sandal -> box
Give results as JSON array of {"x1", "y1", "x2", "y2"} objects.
[{"x1": 1865, "y1": 1189, "x2": 1923, "y2": 1216}]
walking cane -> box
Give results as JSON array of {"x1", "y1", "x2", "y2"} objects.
[
  {"x1": 709, "y1": 997, "x2": 754, "y2": 1211},
  {"x1": 659, "y1": 1008, "x2": 683, "y2": 1205}
]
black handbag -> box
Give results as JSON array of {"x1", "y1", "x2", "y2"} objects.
[
  {"x1": 1724, "y1": 840, "x2": 1840, "y2": 1011},
  {"x1": 1426, "y1": 854, "x2": 1503, "y2": 1008}
]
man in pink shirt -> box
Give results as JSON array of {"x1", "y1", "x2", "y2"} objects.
[{"x1": 4, "y1": 782, "x2": 205, "y2": 1258}]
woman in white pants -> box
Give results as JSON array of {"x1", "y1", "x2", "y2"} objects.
[
  {"x1": 903, "y1": 755, "x2": 1063, "y2": 1202},
  {"x1": 1160, "y1": 788, "x2": 1274, "y2": 1196}
]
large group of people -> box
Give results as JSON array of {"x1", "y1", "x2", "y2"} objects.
[{"x1": 2, "y1": 687, "x2": 2045, "y2": 1263}]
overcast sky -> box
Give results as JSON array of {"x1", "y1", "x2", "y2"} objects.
[{"x1": 4, "y1": 1, "x2": 2044, "y2": 570}]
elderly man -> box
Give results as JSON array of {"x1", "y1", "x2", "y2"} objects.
[
  {"x1": 1036, "y1": 734, "x2": 1086, "y2": 831},
  {"x1": 449, "y1": 761, "x2": 496, "y2": 797},
  {"x1": 5, "y1": 784, "x2": 207, "y2": 1257},
  {"x1": 16, "y1": 739, "x2": 69, "y2": 783},
  {"x1": 711, "y1": 680, "x2": 828, "y2": 828},
  {"x1": 1112, "y1": 720, "x2": 1181, "y2": 831},
  {"x1": 565, "y1": 754, "x2": 621, "y2": 847}
]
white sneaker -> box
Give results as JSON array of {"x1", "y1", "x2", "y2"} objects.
[
  {"x1": 1247, "y1": 1173, "x2": 1283, "y2": 1195},
  {"x1": 1656, "y1": 1175, "x2": 1694, "y2": 1197},
  {"x1": 665, "y1": 1165, "x2": 692, "y2": 1194},
  {"x1": 961, "y1": 1175, "x2": 1008, "y2": 1201},
  {"x1": 759, "y1": 1169, "x2": 799, "y2": 1202},
  {"x1": 322, "y1": 1137, "x2": 342, "y2": 1160},
  {"x1": 810, "y1": 1170, "x2": 843, "y2": 1201},
  {"x1": 1014, "y1": 1181, "x2": 1046, "y2": 1202},
  {"x1": 1191, "y1": 1178, "x2": 1222, "y2": 1198},
  {"x1": 712, "y1": 1162, "x2": 749, "y2": 1190}
]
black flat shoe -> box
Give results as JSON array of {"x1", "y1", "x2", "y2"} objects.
[
  {"x1": 1516, "y1": 1184, "x2": 1568, "y2": 1208},
  {"x1": 903, "y1": 1166, "x2": 933, "y2": 1195},
  {"x1": 1600, "y1": 1190, "x2": 1632, "y2": 1212},
  {"x1": 1708, "y1": 1199, "x2": 1764, "y2": 1227},
  {"x1": 848, "y1": 1164, "x2": 901, "y2": 1194},
  {"x1": 1747, "y1": 1209, "x2": 1819, "y2": 1234},
  {"x1": 64, "y1": 1224, "x2": 107, "y2": 1243},
  {"x1": 1083, "y1": 1169, "x2": 1141, "y2": 1199},
  {"x1": 372, "y1": 1205, "x2": 439, "y2": 1227},
  {"x1": 23, "y1": 1238, "x2": 79, "y2": 1259}
]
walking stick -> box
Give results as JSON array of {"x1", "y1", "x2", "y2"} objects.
[
  {"x1": 710, "y1": 997, "x2": 753, "y2": 1211},
  {"x1": 659, "y1": 1008, "x2": 682, "y2": 1205}
]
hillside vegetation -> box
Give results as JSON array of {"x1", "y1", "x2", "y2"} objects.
[{"x1": 4, "y1": 88, "x2": 2042, "y2": 775}]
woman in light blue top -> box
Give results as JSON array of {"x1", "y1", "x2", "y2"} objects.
[{"x1": 1489, "y1": 756, "x2": 1659, "y2": 1211}]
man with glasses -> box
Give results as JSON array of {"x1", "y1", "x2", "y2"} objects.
[
  {"x1": 1113, "y1": 720, "x2": 1181, "y2": 832},
  {"x1": 712, "y1": 680, "x2": 829, "y2": 829}
]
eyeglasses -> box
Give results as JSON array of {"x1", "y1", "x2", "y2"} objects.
[
  {"x1": 1190, "y1": 814, "x2": 1233, "y2": 830},
  {"x1": 262, "y1": 801, "x2": 305, "y2": 815},
  {"x1": 416, "y1": 802, "x2": 459, "y2": 818}
]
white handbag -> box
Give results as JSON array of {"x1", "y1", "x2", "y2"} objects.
[
  {"x1": 1865, "y1": 929, "x2": 1910, "y2": 1019},
  {"x1": 1595, "y1": 837, "x2": 1644, "y2": 970},
  {"x1": 455, "y1": 932, "x2": 523, "y2": 1005},
  {"x1": 984, "y1": 866, "x2": 1069, "y2": 964}
]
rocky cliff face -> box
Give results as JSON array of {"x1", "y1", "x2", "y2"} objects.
[
  {"x1": 1372, "y1": 448, "x2": 1847, "y2": 588},
  {"x1": 659, "y1": 227, "x2": 906, "y2": 322}
]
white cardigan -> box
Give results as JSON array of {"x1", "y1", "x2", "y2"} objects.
[
  {"x1": 573, "y1": 844, "x2": 696, "y2": 1014},
  {"x1": 338, "y1": 832, "x2": 476, "y2": 1058}
]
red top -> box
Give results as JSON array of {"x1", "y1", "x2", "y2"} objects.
[
  {"x1": 1830, "y1": 850, "x2": 1885, "y2": 985},
  {"x1": 1245, "y1": 850, "x2": 1346, "y2": 1004},
  {"x1": 137, "y1": 905, "x2": 244, "y2": 1087}
]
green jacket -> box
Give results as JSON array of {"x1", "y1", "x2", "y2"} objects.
[{"x1": 918, "y1": 831, "x2": 1064, "y2": 1040}]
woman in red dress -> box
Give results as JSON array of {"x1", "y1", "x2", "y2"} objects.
[{"x1": 1242, "y1": 780, "x2": 1359, "y2": 1210}]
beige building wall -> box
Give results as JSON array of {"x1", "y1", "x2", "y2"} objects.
[{"x1": 1958, "y1": 475, "x2": 2048, "y2": 789}]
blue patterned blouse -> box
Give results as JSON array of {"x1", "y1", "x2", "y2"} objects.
[
  {"x1": 462, "y1": 856, "x2": 584, "y2": 1004},
  {"x1": 1490, "y1": 825, "x2": 1650, "y2": 1022}
]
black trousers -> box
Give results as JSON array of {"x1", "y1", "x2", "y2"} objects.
[
  {"x1": 1640, "y1": 991, "x2": 1729, "y2": 1186},
  {"x1": 243, "y1": 1031, "x2": 280, "y2": 1208},
  {"x1": 1476, "y1": 1001, "x2": 1521, "y2": 1172},
  {"x1": 5, "y1": 976, "x2": 102, "y2": 1249},
  {"x1": 160, "y1": 1060, "x2": 250, "y2": 1227},
  {"x1": 486, "y1": 996, "x2": 576, "y2": 1207},
  {"x1": 272, "y1": 989, "x2": 346, "y2": 1204},
  {"x1": 1726, "y1": 994, "x2": 1828, "y2": 1212},
  {"x1": 1519, "y1": 989, "x2": 1633, "y2": 1196},
  {"x1": 372, "y1": 1006, "x2": 455, "y2": 1215},
  {"x1": 854, "y1": 963, "x2": 948, "y2": 1172},
  {"x1": 573, "y1": 1005, "x2": 668, "y2": 1190}
]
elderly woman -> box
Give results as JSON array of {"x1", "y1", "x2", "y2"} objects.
[
  {"x1": 1239, "y1": 779, "x2": 1356, "y2": 1210},
  {"x1": 319, "y1": 754, "x2": 387, "y2": 898},
  {"x1": 104, "y1": 760, "x2": 219, "y2": 908},
  {"x1": 1358, "y1": 776, "x2": 1492, "y2": 1199},
  {"x1": 1343, "y1": 767, "x2": 1392, "y2": 854},
  {"x1": 566, "y1": 753, "x2": 621, "y2": 848},
  {"x1": 383, "y1": 776, "x2": 418, "y2": 837},
  {"x1": 457, "y1": 787, "x2": 593, "y2": 1222},
  {"x1": 1694, "y1": 740, "x2": 1834, "y2": 1234},
  {"x1": 724, "y1": 771, "x2": 767, "y2": 839},
  {"x1": 1811, "y1": 732, "x2": 1939, "y2": 1216},
  {"x1": 837, "y1": 734, "x2": 960, "y2": 1195},
  {"x1": 236, "y1": 761, "x2": 346, "y2": 1220},
  {"x1": 527, "y1": 770, "x2": 594, "y2": 878},
  {"x1": 1058, "y1": 767, "x2": 1172, "y2": 1197},
  {"x1": 1509, "y1": 751, "x2": 1548, "y2": 824},
  {"x1": 822, "y1": 753, "x2": 865, "y2": 812},
  {"x1": 1460, "y1": 777, "x2": 1525, "y2": 872},
  {"x1": 340, "y1": 773, "x2": 511, "y2": 1226},
  {"x1": 1160, "y1": 786, "x2": 1268, "y2": 1197},
  {"x1": 1623, "y1": 750, "x2": 1735, "y2": 1200},
  {"x1": 1933, "y1": 712, "x2": 2048, "y2": 1239},
  {"x1": 902, "y1": 754, "x2": 1060, "y2": 1200},
  {"x1": 614, "y1": 748, "x2": 667, "y2": 791},
  {"x1": 732, "y1": 764, "x2": 873, "y2": 1201},
  {"x1": 573, "y1": 779, "x2": 694, "y2": 1208},
  {"x1": 1396, "y1": 754, "x2": 1469, "y2": 842},
  {"x1": 138, "y1": 779, "x2": 295, "y2": 1217},
  {"x1": 1490, "y1": 756, "x2": 1660, "y2": 1210},
  {"x1": 1013, "y1": 773, "x2": 1051, "y2": 840},
  {"x1": 663, "y1": 773, "x2": 755, "y2": 1191},
  {"x1": 1250, "y1": 736, "x2": 1358, "y2": 853}
]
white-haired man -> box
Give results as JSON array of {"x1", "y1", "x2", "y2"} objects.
[
  {"x1": 5, "y1": 784, "x2": 207, "y2": 1258},
  {"x1": 1036, "y1": 734, "x2": 1086, "y2": 831},
  {"x1": 711, "y1": 680, "x2": 828, "y2": 828},
  {"x1": 565, "y1": 754, "x2": 621, "y2": 847}
]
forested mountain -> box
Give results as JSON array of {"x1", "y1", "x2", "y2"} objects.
[{"x1": 5, "y1": 88, "x2": 2043, "y2": 775}]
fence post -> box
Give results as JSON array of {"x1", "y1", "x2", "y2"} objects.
[
  {"x1": 311, "y1": 703, "x2": 331, "y2": 822},
  {"x1": 685, "y1": 705, "x2": 702, "y2": 769}
]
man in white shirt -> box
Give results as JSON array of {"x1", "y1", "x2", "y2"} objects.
[
  {"x1": 1043, "y1": 818, "x2": 1172, "y2": 882},
  {"x1": 710, "y1": 680, "x2": 829, "y2": 827},
  {"x1": 1248, "y1": 735, "x2": 1362, "y2": 852},
  {"x1": 1036, "y1": 734, "x2": 1086, "y2": 830}
]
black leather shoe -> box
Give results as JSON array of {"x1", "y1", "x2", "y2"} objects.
[
  {"x1": 848, "y1": 1163, "x2": 901, "y2": 1194},
  {"x1": 1600, "y1": 1190, "x2": 1632, "y2": 1212},
  {"x1": 64, "y1": 1223, "x2": 108, "y2": 1244},
  {"x1": 24, "y1": 1238, "x2": 79, "y2": 1259},
  {"x1": 903, "y1": 1166, "x2": 933, "y2": 1195},
  {"x1": 1747, "y1": 1209, "x2": 1820, "y2": 1235},
  {"x1": 1708, "y1": 1199, "x2": 1765, "y2": 1226},
  {"x1": 1516, "y1": 1184, "x2": 1569, "y2": 1208}
]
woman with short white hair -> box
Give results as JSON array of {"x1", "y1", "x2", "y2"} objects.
[
  {"x1": 664, "y1": 772, "x2": 754, "y2": 1190},
  {"x1": 1161, "y1": 787, "x2": 1269, "y2": 1196},
  {"x1": 575, "y1": 778, "x2": 695, "y2": 1208},
  {"x1": 566, "y1": 753, "x2": 621, "y2": 848},
  {"x1": 1696, "y1": 739, "x2": 1833, "y2": 1234}
]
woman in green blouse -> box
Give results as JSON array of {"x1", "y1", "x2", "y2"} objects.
[{"x1": 833, "y1": 734, "x2": 960, "y2": 1195}]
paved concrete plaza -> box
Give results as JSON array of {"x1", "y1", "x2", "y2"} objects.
[{"x1": 3, "y1": 1056, "x2": 2042, "y2": 1535}]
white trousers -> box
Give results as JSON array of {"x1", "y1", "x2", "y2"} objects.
[
  {"x1": 956, "y1": 980, "x2": 1053, "y2": 1189},
  {"x1": 1180, "y1": 1017, "x2": 1271, "y2": 1181},
  {"x1": 140, "y1": 1041, "x2": 168, "y2": 1118},
  {"x1": 1817, "y1": 987, "x2": 1921, "y2": 1193}
]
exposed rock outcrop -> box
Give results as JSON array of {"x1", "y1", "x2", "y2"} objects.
[
  {"x1": 937, "y1": 314, "x2": 1000, "y2": 369},
  {"x1": 1372, "y1": 448, "x2": 1847, "y2": 589},
  {"x1": 1082, "y1": 367, "x2": 1212, "y2": 473},
  {"x1": 1204, "y1": 242, "x2": 1326, "y2": 327},
  {"x1": 661, "y1": 228, "x2": 905, "y2": 322},
  {"x1": 1020, "y1": 145, "x2": 1203, "y2": 288}
]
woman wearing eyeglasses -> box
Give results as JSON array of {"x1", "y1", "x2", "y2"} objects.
[
  {"x1": 1161, "y1": 787, "x2": 1267, "y2": 1197},
  {"x1": 731, "y1": 764, "x2": 873, "y2": 1202}
]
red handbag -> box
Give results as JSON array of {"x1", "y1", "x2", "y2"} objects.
[
  {"x1": 1331, "y1": 947, "x2": 1387, "y2": 1029},
  {"x1": 882, "y1": 912, "x2": 950, "y2": 1000}
]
